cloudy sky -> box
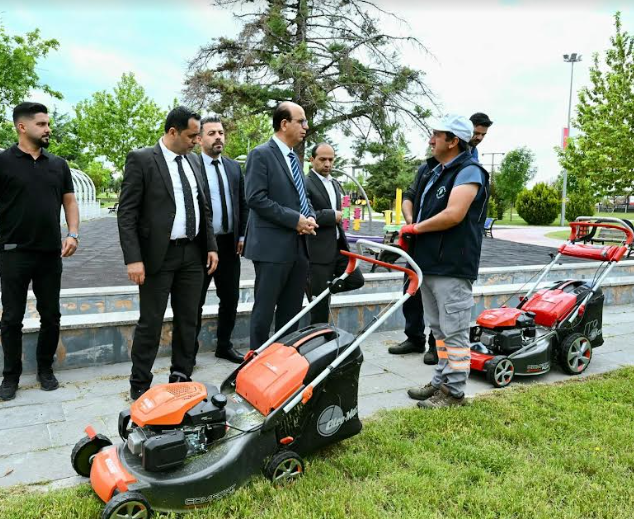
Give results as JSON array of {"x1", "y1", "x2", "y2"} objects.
[{"x1": 3, "y1": 0, "x2": 632, "y2": 183}]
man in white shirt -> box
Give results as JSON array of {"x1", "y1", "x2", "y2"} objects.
[
  {"x1": 195, "y1": 115, "x2": 248, "y2": 364},
  {"x1": 305, "y1": 143, "x2": 364, "y2": 323},
  {"x1": 118, "y1": 106, "x2": 218, "y2": 400}
]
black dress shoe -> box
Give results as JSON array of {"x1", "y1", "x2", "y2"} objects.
[
  {"x1": 37, "y1": 372, "x2": 59, "y2": 391},
  {"x1": 168, "y1": 371, "x2": 192, "y2": 384},
  {"x1": 0, "y1": 379, "x2": 18, "y2": 401},
  {"x1": 215, "y1": 347, "x2": 244, "y2": 364},
  {"x1": 130, "y1": 386, "x2": 149, "y2": 401},
  {"x1": 388, "y1": 339, "x2": 425, "y2": 355}
]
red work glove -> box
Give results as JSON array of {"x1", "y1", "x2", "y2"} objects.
[{"x1": 398, "y1": 224, "x2": 419, "y2": 252}]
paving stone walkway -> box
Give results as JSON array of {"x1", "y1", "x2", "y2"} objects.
[
  {"x1": 58, "y1": 217, "x2": 579, "y2": 289},
  {"x1": 0, "y1": 303, "x2": 632, "y2": 490}
]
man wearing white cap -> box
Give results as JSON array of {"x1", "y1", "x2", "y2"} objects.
[{"x1": 399, "y1": 114, "x2": 489, "y2": 408}]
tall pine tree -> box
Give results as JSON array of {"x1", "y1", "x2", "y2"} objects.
[{"x1": 184, "y1": 0, "x2": 434, "y2": 160}]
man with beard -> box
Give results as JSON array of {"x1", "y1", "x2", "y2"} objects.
[
  {"x1": 402, "y1": 114, "x2": 489, "y2": 408},
  {"x1": 468, "y1": 112, "x2": 493, "y2": 162},
  {"x1": 0, "y1": 102, "x2": 80, "y2": 401},
  {"x1": 244, "y1": 102, "x2": 317, "y2": 349},
  {"x1": 195, "y1": 115, "x2": 248, "y2": 364},
  {"x1": 118, "y1": 106, "x2": 218, "y2": 400}
]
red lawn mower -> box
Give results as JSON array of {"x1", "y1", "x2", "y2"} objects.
[{"x1": 470, "y1": 216, "x2": 633, "y2": 388}]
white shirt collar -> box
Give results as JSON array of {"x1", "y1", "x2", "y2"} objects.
[
  {"x1": 202, "y1": 151, "x2": 223, "y2": 167},
  {"x1": 159, "y1": 137, "x2": 180, "y2": 162},
  {"x1": 314, "y1": 170, "x2": 333, "y2": 183},
  {"x1": 272, "y1": 134, "x2": 293, "y2": 157}
]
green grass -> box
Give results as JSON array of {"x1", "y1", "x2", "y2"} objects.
[
  {"x1": 545, "y1": 230, "x2": 572, "y2": 240},
  {"x1": 2, "y1": 368, "x2": 633, "y2": 519}
]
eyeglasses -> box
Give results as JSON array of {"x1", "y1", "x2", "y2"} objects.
[{"x1": 289, "y1": 118, "x2": 309, "y2": 128}]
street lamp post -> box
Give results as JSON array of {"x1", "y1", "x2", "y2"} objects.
[{"x1": 560, "y1": 52, "x2": 582, "y2": 225}]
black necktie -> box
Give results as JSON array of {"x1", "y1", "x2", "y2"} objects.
[
  {"x1": 175, "y1": 156, "x2": 196, "y2": 240},
  {"x1": 212, "y1": 159, "x2": 229, "y2": 233}
]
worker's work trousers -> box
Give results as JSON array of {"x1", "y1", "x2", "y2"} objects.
[{"x1": 420, "y1": 275, "x2": 473, "y2": 398}]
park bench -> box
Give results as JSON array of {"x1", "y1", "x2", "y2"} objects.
[
  {"x1": 588, "y1": 227, "x2": 633, "y2": 258},
  {"x1": 577, "y1": 220, "x2": 634, "y2": 259},
  {"x1": 108, "y1": 203, "x2": 119, "y2": 214},
  {"x1": 483, "y1": 217, "x2": 495, "y2": 238}
]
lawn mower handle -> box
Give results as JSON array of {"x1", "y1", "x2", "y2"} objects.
[
  {"x1": 570, "y1": 217, "x2": 634, "y2": 245},
  {"x1": 348, "y1": 239, "x2": 422, "y2": 293}
]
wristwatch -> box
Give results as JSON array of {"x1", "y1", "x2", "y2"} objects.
[{"x1": 67, "y1": 232, "x2": 80, "y2": 243}]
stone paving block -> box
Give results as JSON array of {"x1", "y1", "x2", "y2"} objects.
[
  {"x1": 62, "y1": 394, "x2": 129, "y2": 424},
  {"x1": 48, "y1": 417, "x2": 108, "y2": 448},
  {"x1": 359, "y1": 389, "x2": 414, "y2": 419},
  {"x1": 360, "y1": 361, "x2": 387, "y2": 377},
  {"x1": 359, "y1": 372, "x2": 417, "y2": 396},
  {"x1": 0, "y1": 383, "x2": 82, "y2": 410},
  {"x1": 0, "y1": 402, "x2": 65, "y2": 430},
  {"x1": 0, "y1": 445, "x2": 76, "y2": 487},
  {"x1": 0, "y1": 424, "x2": 52, "y2": 457}
]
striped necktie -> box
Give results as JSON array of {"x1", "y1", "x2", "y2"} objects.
[{"x1": 288, "y1": 151, "x2": 311, "y2": 217}]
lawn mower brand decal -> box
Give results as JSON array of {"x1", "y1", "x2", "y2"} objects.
[
  {"x1": 584, "y1": 320, "x2": 601, "y2": 340},
  {"x1": 185, "y1": 484, "x2": 236, "y2": 507},
  {"x1": 105, "y1": 458, "x2": 118, "y2": 474},
  {"x1": 317, "y1": 405, "x2": 358, "y2": 437},
  {"x1": 263, "y1": 362, "x2": 278, "y2": 373},
  {"x1": 526, "y1": 362, "x2": 549, "y2": 372},
  {"x1": 436, "y1": 186, "x2": 446, "y2": 199}
]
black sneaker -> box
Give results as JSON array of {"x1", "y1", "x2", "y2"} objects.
[
  {"x1": 388, "y1": 339, "x2": 426, "y2": 355},
  {"x1": 0, "y1": 379, "x2": 18, "y2": 401},
  {"x1": 37, "y1": 372, "x2": 59, "y2": 391}
]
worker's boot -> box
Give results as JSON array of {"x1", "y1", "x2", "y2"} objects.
[{"x1": 423, "y1": 335, "x2": 438, "y2": 365}]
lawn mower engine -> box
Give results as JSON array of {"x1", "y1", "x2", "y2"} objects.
[
  {"x1": 119, "y1": 383, "x2": 229, "y2": 472},
  {"x1": 475, "y1": 308, "x2": 537, "y2": 355}
]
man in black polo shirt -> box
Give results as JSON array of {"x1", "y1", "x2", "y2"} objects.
[{"x1": 0, "y1": 102, "x2": 80, "y2": 401}]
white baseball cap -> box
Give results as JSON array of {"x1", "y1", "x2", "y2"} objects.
[{"x1": 430, "y1": 114, "x2": 474, "y2": 143}]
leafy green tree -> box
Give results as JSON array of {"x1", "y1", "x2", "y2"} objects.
[
  {"x1": 495, "y1": 147, "x2": 536, "y2": 220},
  {"x1": 0, "y1": 120, "x2": 15, "y2": 149},
  {"x1": 84, "y1": 161, "x2": 112, "y2": 193},
  {"x1": 516, "y1": 183, "x2": 560, "y2": 226},
  {"x1": 75, "y1": 73, "x2": 165, "y2": 172},
  {"x1": 0, "y1": 25, "x2": 61, "y2": 116},
  {"x1": 47, "y1": 109, "x2": 90, "y2": 169},
  {"x1": 357, "y1": 125, "x2": 418, "y2": 212},
  {"x1": 222, "y1": 111, "x2": 272, "y2": 160},
  {"x1": 557, "y1": 12, "x2": 634, "y2": 198},
  {"x1": 184, "y1": 0, "x2": 433, "y2": 160}
]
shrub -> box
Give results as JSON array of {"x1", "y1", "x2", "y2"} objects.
[
  {"x1": 516, "y1": 183, "x2": 560, "y2": 225},
  {"x1": 565, "y1": 191, "x2": 596, "y2": 222},
  {"x1": 373, "y1": 197, "x2": 392, "y2": 213},
  {"x1": 487, "y1": 197, "x2": 498, "y2": 219}
]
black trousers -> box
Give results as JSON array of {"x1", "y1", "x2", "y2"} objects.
[
  {"x1": 250, "y1": 242, "x2": 309, "y2": 350},
  {"x1": 130, "y1": 240, "x2": 204, "y2": 389},
  {"x1": 0, "y1": 250, "x2": 62, "y2": 382},
  {"x1": 402, "y1": 275, "x2": 434, "y2": 346},
  {"x1": 309, "y1": 253, "x2": 365, "y2": 324},
  {"x1": 195, "y1": 233, "x2": 241, "y2": 356}
]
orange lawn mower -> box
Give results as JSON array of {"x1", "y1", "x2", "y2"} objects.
[{"x1": 70, "y1": 239, "x2": 422, "y2": 518}]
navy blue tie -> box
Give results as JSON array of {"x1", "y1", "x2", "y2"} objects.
[{"x1": 288, "y1": 151, "x2": 311, "y2": 217}]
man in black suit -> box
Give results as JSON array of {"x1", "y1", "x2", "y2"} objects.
[
  {"x1": 118, "y1": 106, "x2": 218, "y2": 400},
  {"x1": 306, "y1": 143, "x2": 364, "y2": 323},
  {"x1": 195, "y1": 115, "x2": 248, "y2": 364},
  {"x1": 244, "y1": 102, "x2": 317, "y2": 349}
]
